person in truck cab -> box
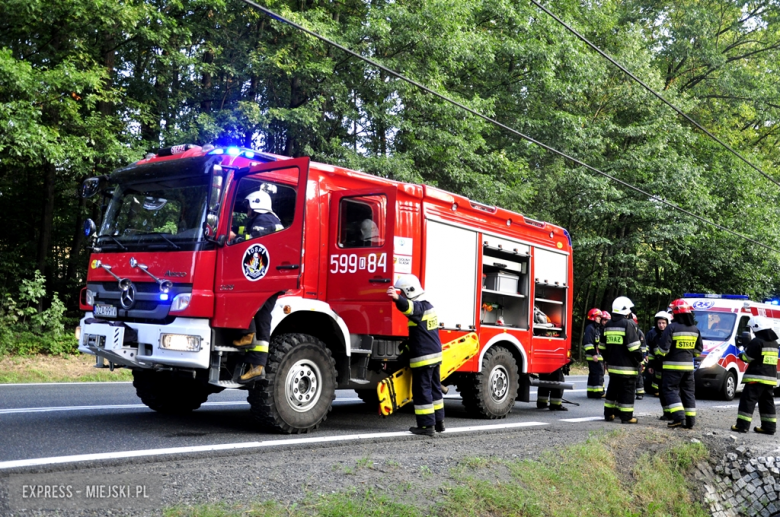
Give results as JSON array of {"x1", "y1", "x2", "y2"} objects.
[
  {"x1": 731, "y1": 316, "x2": 778, "y2": 435},
  {"x1": 232, "y1": 189, "x2": 285, "y2": 384},
  {"x1": 387, "y1": 274, "x2": 445, "y2": 436}
]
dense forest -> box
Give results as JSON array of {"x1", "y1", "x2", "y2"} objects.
[{"x1": 2, "y1": 0, "x2": 780, "y2": 350}]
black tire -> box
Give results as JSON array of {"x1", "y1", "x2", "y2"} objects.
[
  {"x1": 720, "y1": 370, "x2": 737, "y2": 401},
  {"x1": 457, "y1": 347, "x2": 518, "y2": 419},
  {"x1": 247, "y1": 333, "x2": 337, "y2": 434},
  {"x1": 132, "y1": 369, "x2": 213, "y2": 413},
  {"x1": 355, "y1": 389, "x2": 380, "y2": 406}
]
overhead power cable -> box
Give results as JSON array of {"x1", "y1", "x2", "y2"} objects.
[
  {"x1": 237, "y1": 0, "x2": 780, "y2": 254},
  {"x1": 529, "y1": 0, "x2": 780, "y2": 191}
]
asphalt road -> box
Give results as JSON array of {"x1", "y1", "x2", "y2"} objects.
[{"x1": 0, "y1": 375, "x2": 759, "y2": 469}]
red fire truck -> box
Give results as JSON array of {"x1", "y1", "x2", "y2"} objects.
[{"x1": 77, "y1": 144, "x2": 574, "y2": 433}]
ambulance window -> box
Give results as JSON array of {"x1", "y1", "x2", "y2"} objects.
[
  {"x1": 737, "y1": 316, "x2": 751, "y2": 339},
  {"x1": 338, "y1": 195, "x2": 386, "y2": 248},
  {"x1": 228, "y1": 177, "x2": 296, "y2": 245}
]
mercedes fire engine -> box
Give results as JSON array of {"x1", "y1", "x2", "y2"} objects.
[{"x1": 77, "y1": 144, "x2": 574, "y2": 433}]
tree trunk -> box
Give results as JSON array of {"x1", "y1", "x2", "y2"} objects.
[
  {"x1": 37, "y1": 162, "x2": 57, "y2": 276},
  {"x1": 201, "y1": 50, "x2": 214, "y2": 113}
]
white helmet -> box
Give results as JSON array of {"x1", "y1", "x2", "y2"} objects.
[
  {"x1": 360, "y1": 219, "x2": 379, "y2": 240},
  {"x1": 394, "y1": 274, "x2": 425, "y2": 300},
  {"x1": 612, "y1": 296, "x2": 634, "y2": 316},
  {"x1": 654, "y1": 311, "x2": 670, "y2": 323},
  {"x1": 747, "y1": 315, "x2": 773, "y2": 333},
  {"x1": 245, "y1": 190, "x2": 273, "y2": 213}
]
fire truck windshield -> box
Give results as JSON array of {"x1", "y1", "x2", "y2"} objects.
[
  {"x1": 693, "y1": 311, "x2": 737, "y2": 340},
  {"x1": 97, "y1": 175, "x2": 209, "y2": 250}
]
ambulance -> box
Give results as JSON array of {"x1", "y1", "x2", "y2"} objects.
[{"x1": 684, "y1": 294, "x2": 780, "y2": 400}]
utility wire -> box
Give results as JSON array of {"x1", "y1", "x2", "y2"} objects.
[
  {"x1": 237, "y1": 0, "x2": 780, "y2": 254},
  {"x1": 529, "y1": 0, "x2": 780, "y2": 190}
]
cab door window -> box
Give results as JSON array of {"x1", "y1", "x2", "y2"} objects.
[
  {"x1": 338, "y1": 195, "x2": 387, "y2": 248},
  {"x1": 228, "y1": 177, "x2": 296, "y2": 245}
]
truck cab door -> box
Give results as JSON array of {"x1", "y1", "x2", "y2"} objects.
[
  {"x1": 213, "y1": 158, "x2": 309, "y2": 329},
  {"x1": 326, "y1": 187, "x2": 396, "y2": 334}
]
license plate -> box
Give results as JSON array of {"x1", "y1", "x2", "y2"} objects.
[{"x1": 94, "y1": 304, "x2": 117, "y2": 318}]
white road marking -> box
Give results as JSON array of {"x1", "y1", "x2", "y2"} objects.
[
  {"x1": 0, "y1": 382, "x2": 133, "y2": 387},
  {"x1": 558, "y1": 416, "x2": 604, "y2": 423},
  {"x1": 0, "y1": 421, "x2": 548, "y2": 470}
]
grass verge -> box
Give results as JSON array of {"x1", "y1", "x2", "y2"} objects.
[
  {"x1": 163, "y1": 432, "x2": 709, "y2": 517},
  {"x1": 0, "y1": 354, "x2": 133, "y2": 383}
]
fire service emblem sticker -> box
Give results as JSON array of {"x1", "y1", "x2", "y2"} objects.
[{"x1": 242, "y1": 244, "x2": 270, "y2": 282}]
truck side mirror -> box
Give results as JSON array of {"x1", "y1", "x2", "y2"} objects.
[{"x1": 737, "y1": 331, "x2": 750, "y2": 347}]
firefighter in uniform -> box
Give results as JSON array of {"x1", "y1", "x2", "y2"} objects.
[
  {"x1": 584, "y1": 308, "x2": 605, "y2": 398},
  {"x1": 644, "y1": 311, "x2": 670, "y2": 402},
  {"x1": 387, "y1": 274, "x2": 445, "y2": 436},
  {"x1": 231, "y1": 190, "x2": 285, "y2": 383},
  {"x1": 603, "y1": 297, "x2": 643, "y2": 424},
  {"x1": 537, "y1": 367, "x2": 569, "y2": 410},
  {"x1": 731, "y1": 316, "x2": 778, "y2": 435},
  {"x1": 657, "y1": 299, "x2": 703, "y2": 428},
  {"x1": 633, "y1": 314, "x2": 647, "y2": 400}
]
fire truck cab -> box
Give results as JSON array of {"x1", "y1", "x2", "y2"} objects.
[
  {"x1": 78, "y1": 144, "x2": 574, "y2": 433},
  {"x1": 685, "y1": 294, "x2": 780, "y2": 400}
]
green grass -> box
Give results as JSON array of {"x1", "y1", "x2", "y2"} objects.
[
  {"x1": 0, "y1": 353, "x2": 133, "y2": 383},
  {"x1": 163, "y1": 434, "x2": 709, "y2": 517}
]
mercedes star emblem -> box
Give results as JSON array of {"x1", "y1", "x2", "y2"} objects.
[{"x1": 120, "y1": 282, "x2": 136, "y2": 310}]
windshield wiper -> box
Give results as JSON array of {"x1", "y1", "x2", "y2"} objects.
[
  {"x1": 99, "y1": 236, "x2": 127, "y2": 250},
  {"x1": 134, "y1": 233, "x2": 181, "y2": 250}
]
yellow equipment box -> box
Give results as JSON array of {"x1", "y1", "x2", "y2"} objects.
[{"x1": 377, "y1": 333, "x2": 479, "y2": 416}]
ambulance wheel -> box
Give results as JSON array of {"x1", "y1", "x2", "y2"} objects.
[
  {"x1": 720, "y1": 370, "x2": 737, "y2": 401},
  {"x1": 458, "y1": 346, "x2": 518, "y2": 419},
  {"x1": 248, "y1": 333, "x2": 336, "y2": 434},
  {"x1": 133, "y1": 369, "x2": 212, "y2": 413}
]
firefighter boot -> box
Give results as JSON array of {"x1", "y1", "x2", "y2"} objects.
[
  {"x1": 659, "y1": 413, "x2": 672, "y2": 421},
  {"x1": 730, "y1": 424, "x2": 748, "y2": 434},
  {"x1": 684, "y1": 416, "x2": 695, "y2": 429},
  {"x1": 621, "y1": 418, "x2": 638, "y2": 424},
  {"x1": 409, "y1": 426, "x2": 435, "y2": 437},
  {"x1": 549, "y1": 404, "x2": 568, "y2": 411},
  {"x1": 435, "y1": 421, "x2": 446, "y2": 433},
  {"x1": 667, "y1": 419, "x2": 684, "y2": 429},
  {"x1": 754, "y1": 427, "x2": 776, "y2": 435},
  {"x1": 238, "y1": 364, "x2": 265, "y2": 384},
  {"x1": 233, "y1": 333, "x2": 255, "y2": 348}
]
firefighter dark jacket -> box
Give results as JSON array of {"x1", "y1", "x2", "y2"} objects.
[
  {"x1": 657, "y1": 321, "x2": 703, "y2": 371},
  {"x1": 394, "y1": 297, "x2": 442, "y2": 368},
  {"x1": 603, "y1": 314, "x2": 643, "y2": 375},
  {"x1": 645, "y1": 327, "x2": 660, "y2": 363},
  {"x1": 583, "y1": 321, "x2": 602, "y2": 361},
  {"x1": 741, "y1": 336, "x2": 779, "y2": 386}
]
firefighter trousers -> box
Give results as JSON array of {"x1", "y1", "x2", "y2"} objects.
[
  {"x1": 586, "y1": 361, "x2": 605, "y2": 398},
  {"x1": 245, "y1": 294, "x2": 279, "y2": 366},
  {"x1": 412, "y1": 364, "x2": 444, "y2": 428},
  {"x1": 604, "y1": 373, "x2": 636, "y2": 421},
  {"x1": 661, "y1": 369, "x2": 696, "y2": 426},
  {"x1": 635, "y1": 368, "x2": 645, "y2": 395},
  {"x1": 735, "y1": 383, "x2": 777, "y2": 433},
  {"x1": 537, "y1": 369, "x2": 565, "y2": 408}
]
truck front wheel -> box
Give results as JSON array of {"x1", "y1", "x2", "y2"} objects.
[
  {"x1": 133, "y1": 369, "x2": 213, "y2": 413},
  {"x1": 458, "y1": 346, "x2": 518, "y2": 419},
  {"x1": 247, "y1": 333, "x2": 337, "y2": 434}
]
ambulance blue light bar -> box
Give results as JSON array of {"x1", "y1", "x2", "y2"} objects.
[{"x1": 683, "y1": 293, "x2": 749, "y2": 300}]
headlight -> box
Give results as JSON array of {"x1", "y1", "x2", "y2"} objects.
[
  {"x1": 85, "y1": 289, "x2": 95, "y2": 306},
  {"x1": 160, "y1": 334, "x2": 201, "y2": 352},
  {"x1": 700, "y1": 343, "x2": 728, "y2": 369},
  {"x1": 170, "y1": 294, "x2": 192, "y2": 312}
]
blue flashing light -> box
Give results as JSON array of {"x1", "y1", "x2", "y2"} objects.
[
  {"x1": 207, "y1": 148, "x2": 224, "y2": 155},
  {"x1": 226, "y1": 146, "x2": 241, "y2": 157},
  {"x1": 772, "y1": 300, "x2": 779, "y2": 306},
  {"x1": 244, "y1": 150, "x2": 255, "y2": 159},
  {"x1": 683, "y1": 293, "x2": 749, "y2": 300},
  {"x1": 563, "y1": 228, "x2": 572, "y2": 247},
  {"x1": 159, "y1": 293, "x2": 169, "y2": 301}
]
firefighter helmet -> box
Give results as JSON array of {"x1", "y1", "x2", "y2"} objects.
[
  {"x1": 360, "y1": 219, "x2": 379, "y2": 240},
  {"x1": 747, "y1": 315, "x2": 773, "y2": 333},
  {"x1": 654, "y1": 311, "x2": 670, "y2": 323},
  {"x1": 612, "y1": 296, "x2": 634, "y2": 316},
  {"x1": 669, "y1": 299, "x2": 693, "y2": 315},
  {"x1": 245, "y1": 190, "x2": 273, "y2": 213},
  {"x1": 394, "y1": 274, "x2": 425, "y2": 300},
  {"x1": 587, "y1": 308, "x2": 603, "y2": 321},
  {"x1": 601, "y1": 311, "x2": 611, "y2": 322}
]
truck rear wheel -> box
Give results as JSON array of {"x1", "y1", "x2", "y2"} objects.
[
  {"x1": 457, "y1": 346, "x2": 518, "y2": 419},
  {"x1": 247, "y1": 333, "x2": 337, "y2": 434},
  {"x1": 132, "y1": 369, "x2": 213, "y2": 413}
]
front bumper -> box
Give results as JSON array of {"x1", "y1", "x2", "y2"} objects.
[
  {"x1": 695, "y1": 363, "x2": 728, "y2": 392},
  {"x1": 78, "y1": 314, "x2": 212, "y2": 369}
]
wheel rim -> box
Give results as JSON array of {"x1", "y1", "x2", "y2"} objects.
[
  {"x1": 284, "y1": 359, "x2": 323, "y2": 413},
  {"x1": 726, "y1": 374, "x2": 736, "y2": 398},
  {"x1": 488, "y1": 365, "x2": 509, "y2": 403}
]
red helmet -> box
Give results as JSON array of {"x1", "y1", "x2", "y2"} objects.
[
  {"x1": 669, "y1": 299, "x2": 693, "y2": 314},
  {"x1": 632, "y1": 314, "x2": 638, "y2": 324},
  {"x1": 601, "y1": 311, "x2": 611, "y2": 321},
  {"x1": 587, "y1": 308, "x2": 603, "y2": 321}
]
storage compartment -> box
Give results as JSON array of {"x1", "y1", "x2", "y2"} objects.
[
  {"x1": 485, "y1": 271, "x2": 520, "y2": 294},
  {"x1": 533, "y1": 284, "x2": 567, "y2": 337},
  {"x1": 481, "y1": 294, "x2": 528, "y2": 328}
]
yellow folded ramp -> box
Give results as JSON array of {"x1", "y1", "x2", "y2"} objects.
[{"x1": 377, "y1": 333, "x2": 479, "y2": 417}]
